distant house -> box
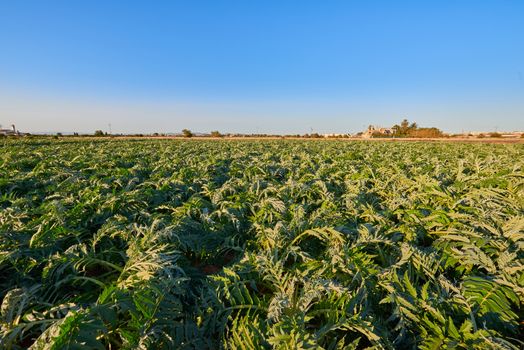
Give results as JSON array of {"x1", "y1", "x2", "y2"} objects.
[
  {"x1": 362, "y1": 125, "x2": 393, "y2": 138},
  {"x1": 323, "y1": 133, "x2": 347, "y2": 138},
  {"x1": 0, "y1": 124, "x2": 19, "y2": 136}
]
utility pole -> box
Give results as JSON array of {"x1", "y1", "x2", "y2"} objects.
[{"x1": 108, "y1": 123, "x2": 112, "y2": 135}]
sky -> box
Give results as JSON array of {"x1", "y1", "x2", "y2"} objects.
[{"x1": 0, "y1": 1, "x2": 523, "y2": 134}]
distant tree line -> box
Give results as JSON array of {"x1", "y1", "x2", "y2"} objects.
[
  {"x1": 18, "y1": 124, "x2": 522, "y2": 139},
  {"x1": 392, "y1": 119, "x2": 444, "y2": 138},
  {"x1": 372, "y1": 119, "x2": 444, "y2": 138}
]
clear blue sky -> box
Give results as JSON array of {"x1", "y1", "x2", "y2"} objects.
[{"x1": 1, "y1": 1, "x2": 523, "y2": 134}]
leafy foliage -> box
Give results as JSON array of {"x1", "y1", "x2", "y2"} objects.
[{"x1": 0, "y1": 138, "x2": 523, "y2": 349}]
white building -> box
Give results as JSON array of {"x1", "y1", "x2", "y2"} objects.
[
  {"x1": 0, "y1": 124, "x2": 18, "y2": 136},
  {"x1": 362, "y1": 125, "x2": 393, "y2": 138}
]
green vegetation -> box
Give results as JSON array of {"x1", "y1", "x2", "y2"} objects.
[
  {"x1": 1, "y1": 139, "x2": 523, "y2": 349},
  {"x1": 391, "y1": 119, "x2": 444, "y2": 138},
  {"x1": 182, "y1": 129, "x2": 193, "y2": 138}
]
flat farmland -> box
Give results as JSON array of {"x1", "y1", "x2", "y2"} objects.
[{"x1": 1, "y1": 139, "x2": 523, "y2": 349}]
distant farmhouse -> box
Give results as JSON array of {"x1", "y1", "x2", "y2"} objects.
[
  {"x1": 0, "y1": 124, "x2": 19, "y2": 136},
  {"x1": 362, "y1": 125, "x2": 393, "y2": 138}
]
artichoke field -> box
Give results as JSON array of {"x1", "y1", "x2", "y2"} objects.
[{"x1": 0, "y1": 139, "x2": 523, "y2": 349}]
